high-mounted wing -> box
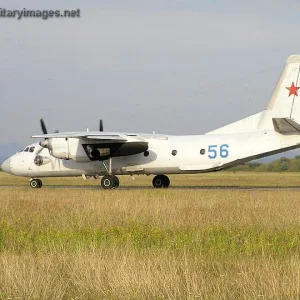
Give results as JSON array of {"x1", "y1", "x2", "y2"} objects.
[
  {"x1": 32, "y1": 132, "x2": 126, "y2": 140},
  {"x1": 32, "y1": 132, "x2": 148, "y2": 162}
]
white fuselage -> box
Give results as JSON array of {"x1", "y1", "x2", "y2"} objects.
[
  {"x1": 4, "y1": 130, "x2": 300, "y2": 178},
  {"x1": 3, "y1": 55, "x2": 300, "y2": 183}
]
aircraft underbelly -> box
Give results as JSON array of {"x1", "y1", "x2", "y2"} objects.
[{"x1": 179, "y1": 164, "x2": 214, "y2": 171}]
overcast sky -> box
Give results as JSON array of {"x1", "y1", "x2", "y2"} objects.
[{"x1": 1, "y1": 0, "x2": 300, "y2": 147}]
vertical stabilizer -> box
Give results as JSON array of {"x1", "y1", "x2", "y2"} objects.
[
  {"x1": 266, "y1": 55, "x2": 300, "y2": 120},
  {"x1": 207, "y1": 55, "x2": 300, "y2": 135}
]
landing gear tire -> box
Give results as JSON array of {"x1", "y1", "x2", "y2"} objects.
[
  {"x1": 30, "y1": 179, "x2": 42, "y2": 189},
  {"x1": 101, "y1": 175, "x2": 119, "y2": 190},
  {"x1": 152, "y1": 175, "x2": 170, "y2": 189},
  {"x1": 114, "y1": 176, "x2": 120, "y2": 188},
  {"x1": 37, "y1": 179, "x2": 43, "y2": 188}
]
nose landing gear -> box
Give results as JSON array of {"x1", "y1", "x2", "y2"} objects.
[
  {"x1": 152, "y1": 175, "x2": 170, "y2": 188},
  {"x1": 30, "y1": 178, "x2": 43, "y2": 188}
]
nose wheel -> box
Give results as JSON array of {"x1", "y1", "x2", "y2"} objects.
[
  {"x1": 152, "y1": 175, "x2": 170, "y2": 188},
  {"x1": 101, "y1": 175, "x2": 120, "y2": 190},
  {"x1": 30, "y1": 179, "x2": 43, "y2": 189}
]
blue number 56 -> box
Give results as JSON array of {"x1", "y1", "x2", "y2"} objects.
[{"x1": 208, "y1": 144, "x2": 229, "y2": 159}]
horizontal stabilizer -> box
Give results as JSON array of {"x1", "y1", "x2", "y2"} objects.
[{"x1": 273, "y1": 118, "x2": 300, "y2": 134}]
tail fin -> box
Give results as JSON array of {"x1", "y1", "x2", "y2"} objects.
[
  {"x1": 266, "y1": 55, "x2": 300, "y2": 120},
  {"x1": 207, "y1": 55, "x2": 300, "y2": 135}
]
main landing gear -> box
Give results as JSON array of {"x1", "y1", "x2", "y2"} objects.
[
  {"x1": 152, "y1": 175, "x2": 170, "y2": 188},
  {"x1": 101, "y1": 175, "x2": 120, "y2": 190},
  {"x1": 30, "y1": 178, "x2": 43, "y2": 188},
  {"x1": 100, "y1": 157, "x2": 120, "y2": 190}
]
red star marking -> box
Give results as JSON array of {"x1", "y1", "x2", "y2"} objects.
[{"x1": 286, "y1": 82, "x2": 300, "y2": 97}]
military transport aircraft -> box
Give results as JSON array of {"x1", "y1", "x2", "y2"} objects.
[{"x1": 2, "y1": 55, "x2": 300, "y2": 189}]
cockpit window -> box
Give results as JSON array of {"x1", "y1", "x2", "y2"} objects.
[
  {"x1": 29, "y1": 147, "x2": 35, "y2": 153},
  {"x1": 24, "y1": 147, "x2": 29, "y2": 152}
]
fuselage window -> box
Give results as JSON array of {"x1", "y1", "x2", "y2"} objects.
[
  {"x1": 29, "y1": 147, "x2": 35, "y2": 153},
  {"x1": 200, "y1": 149, "x2": 206, "y2": 155},
  {"x1": 24, "y1": 147, "x2": 29, "y2": 152},
  {"x1": 172, "y1": 150, "x2": 177, "y2": 156}
]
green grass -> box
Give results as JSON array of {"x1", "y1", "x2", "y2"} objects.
[
  {"x1": 0, "y1": 220, "x2": 298, "y2": 258},
  {"x1": 0, "y1": 176, "x2": 299, "y2": 299}
]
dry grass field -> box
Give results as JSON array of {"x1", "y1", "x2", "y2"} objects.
[
  {"x1": 0, "y1": 172, "x2": 299, "y2": 299},
  {"x1": 2, "y1": 171, "x2": 300, "y2": 188}
]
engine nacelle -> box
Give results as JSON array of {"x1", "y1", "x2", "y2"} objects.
[
  {"x1": 42, "y1": 138, "x2": 91, "y2": 162},
  {"x1": 48, "y1": 138, "x2": 69, "y2": 160},
  {"x1": 40, "y1": 137, "x2": 149, "y2": 163}
]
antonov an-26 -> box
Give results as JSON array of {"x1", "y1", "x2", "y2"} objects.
[{"x1": 2, "y1": 55, "x2": 300, "y2": 189}]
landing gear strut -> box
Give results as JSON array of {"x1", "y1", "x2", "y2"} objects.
[
  {"x1": 152, "y1": 175, "x2": 170, "y2": 188},
  {"x1": 101, "y1": 175, "x2": 120, "y2": 190},
  {"x1": 100, "y1": 157, "x2": 120, "y2": 189},
  {"x1": 30, "y1": 179, "x2": 43, "y2": 189}
]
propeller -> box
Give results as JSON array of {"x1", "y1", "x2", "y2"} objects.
[
  {"x1": 36, "y1": 117, "x2": 105, "y2": 164},
  {"x1": 38, "y1": 118, "x2": 49, "y2": 151},
  {"x1": 37, "y1": 118, "x2": 63, "y2": 170},
  {"x1": 40, "y1": 118, "x2": 48, "y2": 135},
  {"x1": 40, "y1": 118, "x2": 59, "y2": 135},
  {"x1": 38, "y1": 118, "x2": 59, "y2": 153},
  {"x1": 99, "y1": 119, "x2": 104, "y2": 132}
]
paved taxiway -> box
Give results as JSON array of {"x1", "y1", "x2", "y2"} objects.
[{"x1": 1, "y1": 185, "x2": 300, "y2": 191}]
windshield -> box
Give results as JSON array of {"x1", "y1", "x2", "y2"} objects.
[{"x1": 21, "y1": 146, "x2": 35, "y2": 153}]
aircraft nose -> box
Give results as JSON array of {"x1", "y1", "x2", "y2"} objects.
[{"x1": 1, "y1": 157, "x2": 12, "y2": 174}]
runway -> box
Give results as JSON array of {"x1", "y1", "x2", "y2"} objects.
[{"x1": 1, "y1": 185, "x2": 300, "y2": 191}]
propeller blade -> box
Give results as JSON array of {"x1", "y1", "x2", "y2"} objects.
[
  {"x1": 99, "y1": 119, "x2": 104, "y2": 132},
  {"x1": 40, "y1": 118, "x2": 59, "y2": 135},
  {"x1": 40, "y1": 118, "x2": 48, "y2": 135}
]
